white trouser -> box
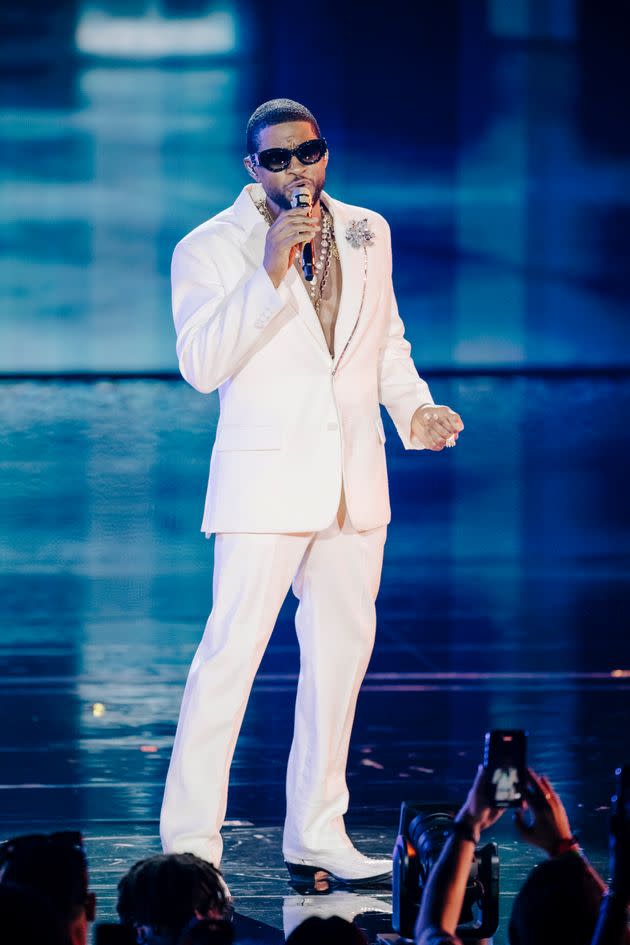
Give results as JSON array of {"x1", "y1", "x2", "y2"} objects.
[{"x1": 160, "y1": 514, "x2": 387, "y2": 867}]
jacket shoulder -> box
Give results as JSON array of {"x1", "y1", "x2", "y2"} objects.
[{"x1": 173, "y1": 203, "x2": 245, "y2": 259}]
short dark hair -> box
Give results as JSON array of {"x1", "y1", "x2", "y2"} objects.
[
  {"x1": 509, "y1": 854, "x2": 599, "y2": 945},
  {"x1": 246, "y1": 98, "x2": 320, "y2": 155},
  {"x1": 0, "y1": 882, "x2": 67, "y2": 945},
  {"x1": 116, "y1": 853, "x2": 230, "y2": 940},
  {"x1": 0, "y1": 833, "x2": 89, "y2": 923},
  {"x1": 286, "y1": 915, "x2": 368, "y2": 945}
]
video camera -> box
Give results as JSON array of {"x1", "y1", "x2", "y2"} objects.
[{"x1": 392, "y1": 802, "x2": 499, "y2": 940}]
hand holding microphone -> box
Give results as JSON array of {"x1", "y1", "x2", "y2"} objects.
[{"x1": 262, "y1": 197, "x2": 320, "y2": 288}]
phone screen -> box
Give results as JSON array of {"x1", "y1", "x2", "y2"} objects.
[{"x1": 483, "y1": 730, "x2": 527, "y2": 808}]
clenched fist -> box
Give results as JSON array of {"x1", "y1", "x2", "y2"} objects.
[
  {"x1": 411, "y1": 404, "x2": 464, "y2": 451},
  {"x1": 263, "y1": 208, "x2": 321, "y2": 288}
]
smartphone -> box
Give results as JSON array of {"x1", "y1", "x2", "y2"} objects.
[
  {"x1": 483, "y1": 730, "x2": 527, "y2": 808},
  {"x1": 94, "y1": 923, "x2": 137, "y2": 945}
]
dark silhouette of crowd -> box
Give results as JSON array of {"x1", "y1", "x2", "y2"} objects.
[{"x1": 0, "y1": 760, "x2": 627, "y2": 944}]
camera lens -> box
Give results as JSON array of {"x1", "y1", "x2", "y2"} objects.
[{"x1": 408, "y1": 812, "x2": 454, "y2": 881}]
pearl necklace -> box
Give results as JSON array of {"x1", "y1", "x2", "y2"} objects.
[
  {"x1": 254, "y1": 197, "x2": 339, "y2": 317},
  {"x1": 308, "y1": 210, "x2": 336, "y2": 316}
]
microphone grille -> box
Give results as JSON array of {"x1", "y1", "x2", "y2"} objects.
[{"x1": 291, "y1": 189, "x2": 312, "y2": 209}]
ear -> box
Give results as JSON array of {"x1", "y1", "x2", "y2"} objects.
[{"x1": 243, "y1": 155, "x2": 259, "y2": 182}]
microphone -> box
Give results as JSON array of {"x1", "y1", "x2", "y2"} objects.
[{"x1": 290, "y1": 188, "x2": 314, "y2": 282}]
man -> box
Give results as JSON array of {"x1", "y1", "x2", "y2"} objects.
[
  {"x1": 117, "y1": 852, "x2": 232, "y2": 944},
  {"x1": 0, "y1": 883, "x2": 67, "y2": 945},
  {"x1": 160, "y1": 98, "x2": 464, "y2": 885},
  {"x1": 0, "y1": 831, "x2": 96, "y2": 945}
]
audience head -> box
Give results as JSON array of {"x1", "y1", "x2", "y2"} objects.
[
  {"x1": 0, "y1": 831, "x2": 95, "y2": 945},
  {"x1": 176, "y1": 916, "x2": 234, "y2": 945},
  {"x1": 508, "y1": 852, "x2": 599, "y2": 945},
  {"x1": 285, "y1": 915, "x2": 368, "y2": 945},
  {"x1": 0, "y1": 881, "x2": 69, "y2": 945},
  {"x1": 117, "y1": 852, "x2": 231, "y2": 945}
]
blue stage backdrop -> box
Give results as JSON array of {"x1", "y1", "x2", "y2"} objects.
[
  {"x1": 1, "y1": 11, "x2": 630, "y2": 941},
  {"x1": 1, "y1": 1, "x2": 629, "y2": 373}
]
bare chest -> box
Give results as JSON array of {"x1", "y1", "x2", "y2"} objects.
[{"x1": 294, "y1": 241, "x2": 343, "y2": 357}]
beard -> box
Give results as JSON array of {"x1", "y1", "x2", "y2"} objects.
[{"x1": 264, "y1": 175, "x2": 325, "y2": 210}]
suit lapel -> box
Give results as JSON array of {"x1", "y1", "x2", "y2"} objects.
[
  {"x1": 234, "y1": 185, "x2": 368, "y2": 364},
  {"x1": 325, "y1": 194, "x2": 368, "y2": 369},
  {"x1": 237, "y1": 184, "x2": 331, "y2": 357},
  {"x1": 283, "y1": 266, "x2": 332, "y2": 354}
]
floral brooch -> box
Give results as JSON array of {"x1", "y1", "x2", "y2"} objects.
[{"x1": 345, "y1": 218, "x2": 375, "y2": 249}]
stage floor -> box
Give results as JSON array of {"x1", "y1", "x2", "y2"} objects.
[{"x1": 1, "y1": 375, "x2": 629, "y2": 943}]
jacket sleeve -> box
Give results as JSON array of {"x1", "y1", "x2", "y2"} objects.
[
  {"x1": 171, "y1": 241, "x2": 297, "y2": 393},
  {"x1": 377, "y1": 218, "x2": 435, "y2": 449}
]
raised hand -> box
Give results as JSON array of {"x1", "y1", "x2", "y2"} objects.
[
  {"x1": 514, "y1": 768, "x2": 576, "y2": 856},
  {"x1": 263, "y1": 208, "x2": 320, "y2": 287},
  {"x1": 455, "y1": 764, "x2": 505, "y2": 841}
]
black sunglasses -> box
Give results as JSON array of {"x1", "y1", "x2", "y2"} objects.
[{"x1": 251, "y1": 137, "x2": 328, "y2": 173}]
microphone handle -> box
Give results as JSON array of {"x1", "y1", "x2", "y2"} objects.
[
  {"x1": 290, "y1": 191, "x2": 315, "y2": 281},
  {"x1": 302, "y1": 240, "x2": 314, "y2": 282}
]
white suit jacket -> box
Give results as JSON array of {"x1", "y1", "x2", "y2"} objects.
[{"x1": 171, "y1": 183, "x2": 435, "y2": 535}]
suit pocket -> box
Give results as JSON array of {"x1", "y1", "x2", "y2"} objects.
[
  {"x1": 375, "y1": 416, "x2": 387, "y2": 444},
  {"x1": 215, "y1": 424, "x2": 282, "y2": 451}
]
